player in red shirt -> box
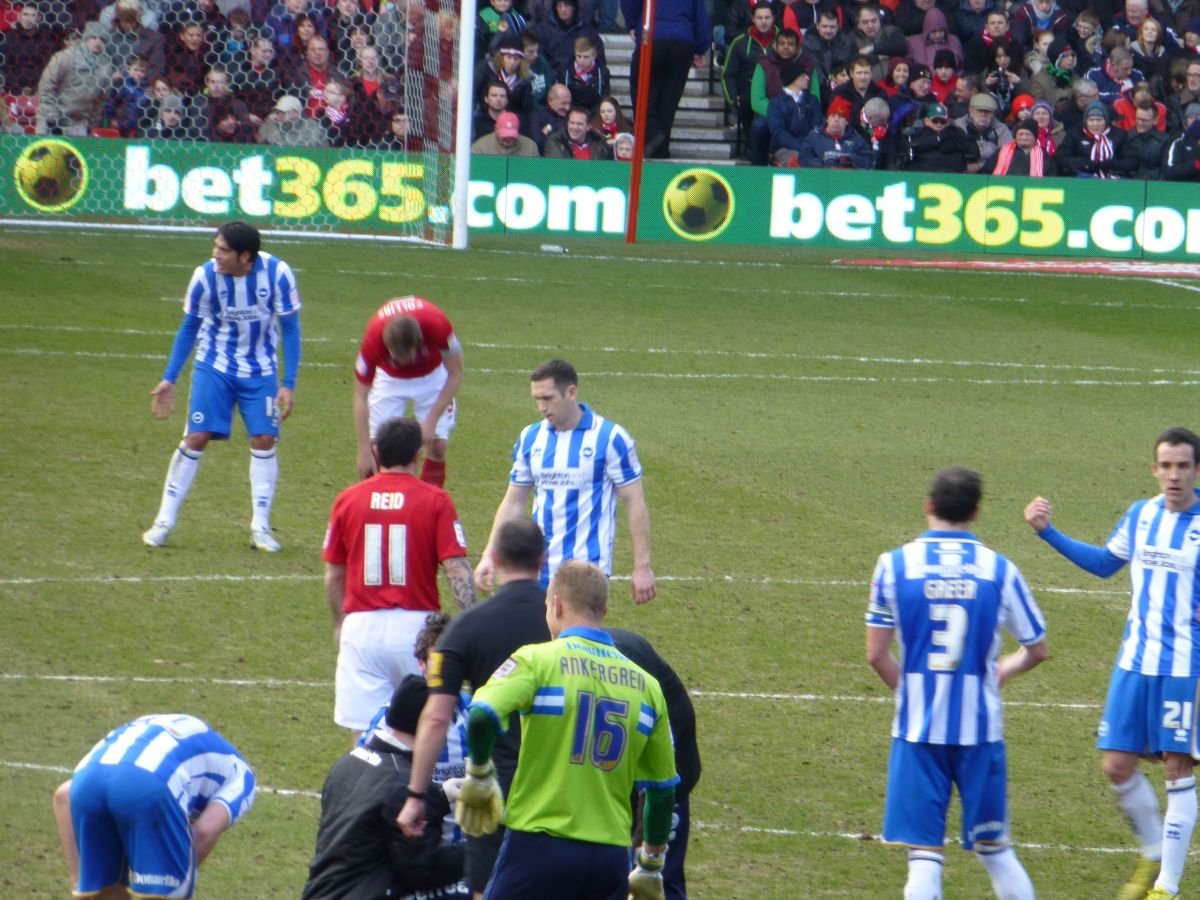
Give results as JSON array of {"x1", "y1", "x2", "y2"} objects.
[
  {"x1": 323, "y1": 416, "x2": 476, "y2": 734},
  {"x1": 354, "y1": 296, "x2": 464, "y2": 488}
]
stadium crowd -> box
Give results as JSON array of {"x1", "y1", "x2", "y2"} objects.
[{"x1": 10, "y1": 0, "x2": 1200, "y2": 172}]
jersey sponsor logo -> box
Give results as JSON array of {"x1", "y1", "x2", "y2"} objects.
[
  {"x1": 538, "y1": 469, "x2": 588, "y2": 489},
  {"x1": 1138, "y1": 547, "x2": 1194, "y2": 573},
  {"x1": 220, "y1": 307, "x2": 266, "y2": 323},
  {"x1": 492, "y1": 657, "x2": 517, "y2": 679}
]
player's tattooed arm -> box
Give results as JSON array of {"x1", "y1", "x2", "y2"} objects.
[{"x1": 443, "y1": 557, "x2": 477, "y2": 610}]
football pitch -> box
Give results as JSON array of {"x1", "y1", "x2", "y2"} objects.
[{"x1": 3, "y1": 225, "x2": 1199, "y2": 898}]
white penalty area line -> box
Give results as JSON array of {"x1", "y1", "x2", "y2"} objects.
[
  {"x1": 0, "y1": 571, "x2": 1128, "y2": 599},
  {"x1": 0, "y1": 759, "x2": 1135, "y2": 854},
  {"x1": 4, "y1": 348, "x2": 1200, "y2": 388},
  {"x1": 0, "y1": 674, "x2": 1102, "y2": 712}
]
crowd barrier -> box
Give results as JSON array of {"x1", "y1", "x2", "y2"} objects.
[{"x1": 7, "y1": 133, "x2": 1200, "y2": 259}]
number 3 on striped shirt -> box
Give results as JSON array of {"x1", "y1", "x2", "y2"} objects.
[
  {"x1": 928, "y1": 603, "x2": 968, "y2": 671},
  {"x1": 570, "y1": 691, "x2": 628, "y2": 771}
]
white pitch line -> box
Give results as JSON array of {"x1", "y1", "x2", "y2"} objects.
[
  {"x1": 0, "y1": 324, "x2": 332, "y2": 342},
  {"x1": 0, "y1": 673, "x2": 1102, "y2": 711},
  {"x1": 0, "y1": 759, "x2": 1138, "y2": 852},
  {"x1": 3, "y1": 348, "x2": 1199, "y2": 387},
  {"x1": 0, "y1": 571, "x2": 1128, "y2": 598}
]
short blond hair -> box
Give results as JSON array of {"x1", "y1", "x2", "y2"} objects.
[{"x1": 550, "y1": 560, "x2": 608, "y2": 620}]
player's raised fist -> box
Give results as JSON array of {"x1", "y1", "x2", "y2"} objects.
[{"x1": 1024, "y1": 496, "x2": 1052, "y2": 533}]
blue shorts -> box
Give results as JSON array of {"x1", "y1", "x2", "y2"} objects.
[
  {"x1": 484, "y1": 829, "x2": 628, "y2": 900},
  {"x1": 883, "y1": 738, "x2": 1009, "y2": 851},
  {"x1": 1097, "y1": 667, "x2": 1200, "y2": 756},
  {"x1": 70, "y1": 763, "x2": 196, "y2": 898},
  {"x1": 186, "y1": 365, "x2": 279, "y2": 440}
]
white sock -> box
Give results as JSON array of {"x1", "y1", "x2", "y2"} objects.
[
  {"x1": 975, "y1": 845, "x2": 1035, "y2": 900},
  {"x1": 904, "y1": 849, "x2": 943, "y2": 900},
  {"x1": 154, "y1": 442, "x2": 203, "y2": 527},
  {"x1": 1113, "y1": 770, "x2": 1164, "y2": 860},
  {"x1": 1157, "y1": 775, "x2": 1197, "y2": 894},
  {"x1": 249, "y1": 448, "x2": 277, "y2": 532}
]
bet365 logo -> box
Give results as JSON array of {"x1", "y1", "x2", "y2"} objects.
[
  {"x1": 662, "y1": 168, "x2": 735, "y2": 241},
  {"x1": 13, "y1": 139, "x2": 89, "y2": 212}
]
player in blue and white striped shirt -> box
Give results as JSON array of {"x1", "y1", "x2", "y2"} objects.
[
  {"x1": 1025, "y1": 426, "x2": 1200, "y2": 900},
  {"x1": 474, "y1": 359, "x2": 656, "y2": 603},
  {"x1": 53, "y1": 713, "x2": 256, "y2": 898},
  {"x1": 867, "y1": 467, "x2": 1048, "y2": 900},
  {"x1": 142, "y1": 222, "x2": 302, "y2": 553}
]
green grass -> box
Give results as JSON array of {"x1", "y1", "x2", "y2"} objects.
[{"x1": 2, "y1": 226, "x2": 1199, "y2": 897}]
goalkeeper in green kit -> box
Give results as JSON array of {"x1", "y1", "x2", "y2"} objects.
[{"x1": 456, "y1": 560, "x2": 678, "y2": 899}]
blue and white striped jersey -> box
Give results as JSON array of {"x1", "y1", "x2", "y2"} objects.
[
  {"x1": 74, "y1": 714, "x2": 256, "y2": 825},
  {"x1": 183, "y1": 251, "x2": 300, "y2": 379},
  {"x1": 1107, "y1": 498, "x2": 1200, "y2": 677},
  {"x1": 866, "y1": 530, "x2": 1046, "y2": 746},
  {"x1": 358, "y1": 691, "x2": 469, "y2": 784},
  {"x1": 508, "y1": 403, "x2": 642, "y2": 586}
]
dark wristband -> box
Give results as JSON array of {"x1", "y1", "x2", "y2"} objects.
[{"x1": 405, "y1": 787, "x2": 428, "y2": 801}]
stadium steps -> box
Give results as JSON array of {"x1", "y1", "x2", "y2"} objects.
[{"x1": 601, "y1": 32, "x2": 741, "y2": 163}]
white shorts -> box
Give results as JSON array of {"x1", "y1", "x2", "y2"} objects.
[
  {"x1": 334, "y1": 608, "x2": 430, "y2": 730},
  {"x1": 368, "y1": 366, "x2": 456, "y2": 441}
]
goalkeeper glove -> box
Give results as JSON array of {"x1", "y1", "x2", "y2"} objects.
[
  {"x1": 628, "y1": 848, "x2": 666, "y2": 900},
  {"x1": 455, "y1": 759, "x2": 503, "y2": 837}
]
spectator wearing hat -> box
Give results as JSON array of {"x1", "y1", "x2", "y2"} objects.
[
  {"x1": 1007, "y1": 91, "x2": 1035, "y2": 123},
  {"x1": 477, "y1": 35, "x2": 534, "y2": 117},
  {"x1": 906, "y1": 7, "x2": 961, "y2": 70},
  {"x1": 723, "y1": 1, "x2": 778, "y2": 154},
  {"x1": 36, "y1": 20, "x2": 113, "y2": 135},
  {"x1": 1030, "y1": 98, "x2": 1063, "y2": 151},
  {"x1": 890, "y1": 61, "x2": 934, "y2": 115},
  {"x1": 142, "y1": 91, "x2": 190, "y2": 138},
  {"x1": 766, "y1": 55, "x2": 823, "y2": 165},
  {"x1": 831, "y1": 53, "x2": 889, "y2": 124},
  {"x1": 798, "y1": 94, "x2": 875, "y2": 166},
  {"x1": 472, "y1": 109, "x2": 539, "y2": 155},
  {"x1": 956, "y1": 0, "x2": 994, "y2": 41},
  {"x1": 954, "y1": 89, "x2": 1011, "y2": 169},
  {"x1": 849, "y1": 4, "x2": 907, "y2": 81},
  {"x1": 1181, "y1": 18, "x2": 1200, "y2": 53},
  {"x1": 258, "y1": 92, "x2": 329, "y2": 145},
  {"x1": 986, "y1": 117, "x2": 1059, "y2": 172},
  {"x1": 613, "y1": 131, "x2": 635, "y2": 159},
  {"x1": 877, "y1": 56, "x2": 910, "y2": 98},
  {"x1": 303, "y1": 675, "x2": 467, "y2": 900},
  {"x1": 930, "y1": 47, "x2": 957, "y2": 102},
  {"x1": 903, "y1": 100, "x2": 981, "y2": 169},
  {"x1": 1126, "y1": 99, "x2": 1168, "y2": 175},
  {"x1": 747, "y1": 27, "x2": 802, "y2": 164},
  {"x1": 543, "y1": 104, "x2": 613, "y2": 157},
  {"x1": 1058, "y1": 99, "x2": 1138, "y2": 175},
  {"x1": 895, "y1": 0, "x2": 955, "y2": 39},
  {"x1": 963, "y1": 10, "x2": 1021, "y2": 75},
  {"x1": 1033, "y1": 35, "x2": 1076, "y2": 108}
]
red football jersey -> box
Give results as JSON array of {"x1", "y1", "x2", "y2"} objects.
[
  {"x1": 323, "y1": 470, "x2": 468, "y2": 613},
  {"x1": 355, "y1": 297, "x2": 457, "y2": 383}
]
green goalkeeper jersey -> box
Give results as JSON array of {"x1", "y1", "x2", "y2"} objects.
[{"x1": 470, "y1": 625, "x2": 679, "y2": 846}]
